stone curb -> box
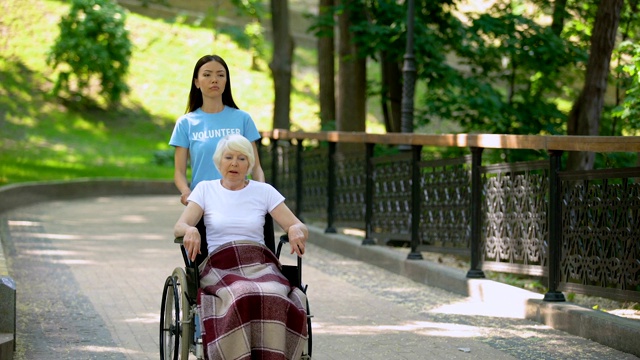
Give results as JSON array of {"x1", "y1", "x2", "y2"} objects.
[
  {"x1": 526, "y1": 298, "x2": 640, "y2": 356},
  {"x1": 0, "y1": 179, "x2": 639, "y2": 358},
  {"x1": 0, "y1": 178, "x2": 176, "y2": 214}
]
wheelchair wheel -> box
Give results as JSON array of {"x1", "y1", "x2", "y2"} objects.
[
  {"x1": 160, "y1": 275, "x2": 180, "y2": 360},
  {"x1": 302, "y1": 297, "x2": 312, "y2": 359},
  {"x1": 172, "y1": 267, "x2": 193, "y2": 360},
  {"x1": 160, "y1": 268, "x2": 192, "y2": 360}
]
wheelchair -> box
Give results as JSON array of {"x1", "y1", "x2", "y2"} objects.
[{"x1": 159, "y1": 215, "x2": 312, "y2": 360}]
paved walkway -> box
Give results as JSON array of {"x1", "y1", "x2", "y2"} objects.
[{"x1": 1, "y1": 195, "x2": 637, "y2": 359}]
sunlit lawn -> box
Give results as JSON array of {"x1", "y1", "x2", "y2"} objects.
[{"x1": 0, "y1": 0, "x2": 322, "y2": 186}]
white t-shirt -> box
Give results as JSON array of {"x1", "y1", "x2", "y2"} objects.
[{"x1": 187, "y1": 179, "x2": 285, "y2": 254}]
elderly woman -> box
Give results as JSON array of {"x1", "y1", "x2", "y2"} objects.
[{"x1": 174, "y1": 134, "x2": 308, "y2": 360}]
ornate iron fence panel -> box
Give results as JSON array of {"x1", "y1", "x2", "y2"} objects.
[
  {"x1": 419, "y1": 156, "x2": 472, "y2": 253},
  {"x1": 560, "y1": 168, "x2": 640, "y2": 302},
  {"x1": 371, "y1": 153, "x2": 412, "y2": 242},
  {"x1": 481, "y1": 160, "x2": 549, "y2": 276},
  {"x1": 300, "y1": 145, "x2": 329, "y2": 219},
  {"x1": 261, "y1": 141, "x2": 274, "y2": 184},
  {"x1": 278, "y1": 142, "x2": 298, "y2": 209},
  {"x1": 261, "y1": 131, "x2": 640, "y2": 303},
  {"x1": 334, "y1": 152, "x2": 366, "y2": 227}
]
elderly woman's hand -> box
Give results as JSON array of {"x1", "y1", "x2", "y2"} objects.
[
  {"x1": 183, "y1": 226, "x2": 201, "y2": 262},
  {"x1": 287, "y1": 224, "x2": 307, "y2": 257}
]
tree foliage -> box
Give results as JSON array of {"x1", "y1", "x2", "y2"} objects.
[
  {"x1": 47, "y1": 0, "x2": 132, "y2": 107},
  {"x1": 610, "y1": 0, "x2": 640, "y2": 137},
  {"x1": 228, "y1": 0, "x2": 269, "y2": 70},
  {"x1": 306, "y1": 0, "x2": 640, "y2": 165},
  {"x1": 450, "y1": 3, "x2": 586, "y2": 135},
  {"x1": 612, "y1": 40, "x2": 640, "y2": 134}
]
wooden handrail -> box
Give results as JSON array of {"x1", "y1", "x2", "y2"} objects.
[{"x1": 261, "y1": 130, "x2": 640, "y2": 153}]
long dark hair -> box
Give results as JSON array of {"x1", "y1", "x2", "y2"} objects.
[{"x1": 185, "y1": 55, "x2": 239, "y2": 113}]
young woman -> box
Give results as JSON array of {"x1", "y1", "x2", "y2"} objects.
[{"x1": 169, "y1": 55, "x2": 265, "y2": 264}]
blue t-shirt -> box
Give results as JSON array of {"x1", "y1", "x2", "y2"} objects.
[{"x1": 169, "y1": 106, "x2": 261, "y2": 189}]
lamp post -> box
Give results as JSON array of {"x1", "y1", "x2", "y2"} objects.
[
  {"x1": 401, "y1": 0, "x2": 422, "y2": 260},
  {"x1": 401, "y1": 0, "x2": 416, "y2": 134}
]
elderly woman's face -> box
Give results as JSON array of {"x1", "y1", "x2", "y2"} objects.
[{"x1": 220, "y1": 149, "x2": 250, "y2": 180}]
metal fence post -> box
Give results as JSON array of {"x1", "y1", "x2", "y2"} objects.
[
  {"x1": 544, "y1": 150, "x2": 566, "y2": 301},
  {"x1": 363, "y1": 143, "x2": 375, "y2": 245},
  {"x1": 295, "y1": 139, "x2": 304, "y2": 221},
  {"x1": 408, "y1": 144, "x2": 424, "y2": 260},
  {"x1": 258, "y1": 139, "x2": 268, "y2": 182},
  {"x1": 325, "y1": 141, "x2": 337, "y2": 233},
  {"x1": 270, "y1": 138, "x2": 279, "y2": 189},
  {"x1": 467, "y1": 146, "x2": 485, "y2": 278}
]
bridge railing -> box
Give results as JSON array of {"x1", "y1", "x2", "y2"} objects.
[{"x1": 259, "y1": 130, "x2": 640, "y2": 303}]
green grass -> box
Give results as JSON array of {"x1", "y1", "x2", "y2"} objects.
[{"x1": 0, "y1": 0, "x2": 321, "y2": 186}]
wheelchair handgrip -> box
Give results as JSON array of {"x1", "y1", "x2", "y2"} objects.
[
  {"x1": 276, "y1": 234, "x2": 289, "y2": 258},
  {"x1": 276, "y1": 234, "x2": 302, "y2": 289},
  {"x1": 174, "y1": 237, "x2": 198, "y2": 270}
]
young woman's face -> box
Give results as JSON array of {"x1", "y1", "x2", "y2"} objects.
[
  {"x1": 194, "y1": 60, "x2": 227, "y2": 98},
  {"x1": 220, "y1": 149, "x2": 250, "y2": 180}
]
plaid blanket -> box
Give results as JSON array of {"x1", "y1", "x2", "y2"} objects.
[{"x1": 197, "y1": 241, "x2": 308, "y2": 360}]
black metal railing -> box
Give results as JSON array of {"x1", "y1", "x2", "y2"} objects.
[{"x1": 259, "y1": 131, "x2": 640, "y2": 303}]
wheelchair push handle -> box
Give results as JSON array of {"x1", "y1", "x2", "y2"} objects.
[
  {"x1": 277, "y1": 234, "x2": 305, "y2": 291},
  {"x1": 174, "y1": 236, "x2": 198, "y2": 269},
  {"x1": 176, "y1": 235, "x2": 300, "y2": 262},
  {"x1": 276, "y1": 234, "x2": 289, "y2": 258},
  {"x1": 276, "y1": 234, "x2": 302, "y2": 262}
]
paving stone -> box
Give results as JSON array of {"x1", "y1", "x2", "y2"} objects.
[{"x1": 0, "y1": 196, "x2": 637, "y2": 360}]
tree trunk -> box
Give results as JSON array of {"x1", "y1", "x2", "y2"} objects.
[
  {"x1": 318, "y1": 0, "x2": 336, "y2": 130},
  {"x1": 551, "y1": 0, "x2": 568, "y2": 36},
  {"x1": 381, "y1": 52, "x2": 402, "y2": 133},
  {"x1": 337, "y1": 0, "x2": 366, "y2": 133},
  {"x1": 270, "y1": 0, "x2": 294, "y2": 130},
  {"x1": 337, "y1": 1, "x2": 366, "y2": 153},
  {"x1": 566, "y1": 0, "x2": 623, "y2": 171}
]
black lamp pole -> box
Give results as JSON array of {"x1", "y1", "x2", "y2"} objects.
[
  {"x1": 401, "y1": 0, "x2": 416, "y2": 134},
  {"x1": 402, "y1": 0, "x2": 422, "y2": 260}
]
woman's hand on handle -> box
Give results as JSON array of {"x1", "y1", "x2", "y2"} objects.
[
  {"x1": 287, "y1": 223, "x2": 307, "y2": 257},
  {"x1": 270, "y1": 202, "x2": 308, "y2": 257},
  {"x1": 183, "y1": 226, "x2": 201, "y2": 262},
  {"x1": 174, "y1": 201, "x2": 204, "y2": 262}
]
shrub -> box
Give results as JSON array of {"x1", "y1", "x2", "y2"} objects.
[{"x1": 47, "y1": 0, "x2": 132, "y2": 107}]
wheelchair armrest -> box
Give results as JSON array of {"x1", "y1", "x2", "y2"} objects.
[
  {"x1": 276, "y1": 234, "x2": 289, "y2": 258},
  {"x1": 277, "y1": 234, "x2": 305, "y2": 291},
  {"x1": 174, "y1": 237, "x2": 197, "y2": 271}
]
